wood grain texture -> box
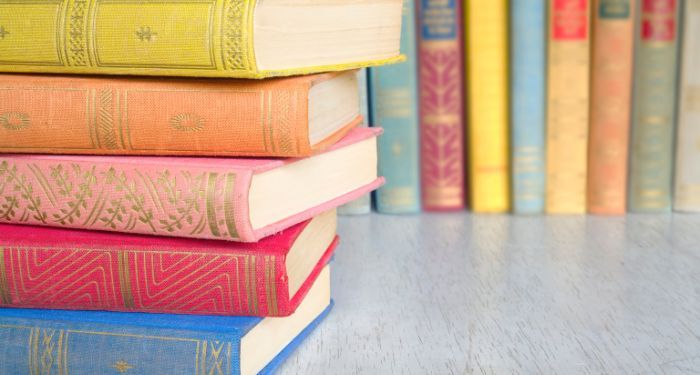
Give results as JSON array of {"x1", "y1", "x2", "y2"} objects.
[{"x1": 278, "y1": 213, "x2": 700, "y2": 374}]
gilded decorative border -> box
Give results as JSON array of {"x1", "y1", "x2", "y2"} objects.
[{"x1": 221, "y1": 0, "x2": 255, "y2": 71}]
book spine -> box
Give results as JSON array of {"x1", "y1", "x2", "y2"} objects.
[
  {"x1": 339, "y1": 69, "x2": 372, "y2": 215},
  {"x1": 546, "y1": 0, "x2": 591, "y2": 214},
  {"x1": 0, "y1": 314, "x2": 241, "y2": 375},
  {"x1": 0, "y1": 74, "x2": 322, "y2": 157},
  {"x1": 587, "y1": 0, "x2": 635, "y2": 214},
  {"x1": 0, "y1": 242, "x2": 310, "y2": 316},
  {"x1": 629, "y1": 0, "x2": 680, "y2": 212},
  {"x1": 673, "y1": 0, "x2": 700, "y2": 211},
  {"x1": 0, "y1": 0, "x2": 261, "y2": 78},
  {"x1": 0, "y1": 157, "x2": 256, "y2": 241},
  {"x1": 510, "y1": 0, "x2": 547, "y2": 214},
  {"x1": 417, "y1": 0, "x2": 466, "y2": 210},
  {"x1": 466, "y1": 0, "x2": 510, "y2": 213},
  {"x1": 371, "y1": 0, "x2": 422, "y2": 214}
]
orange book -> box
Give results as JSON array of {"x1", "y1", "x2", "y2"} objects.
[
  {"x1": 587, "y1": 0, "x2": 635, "y2": 214},
  {"x1": 0, "y1": 72, "x2": 361, "y2": 157}
]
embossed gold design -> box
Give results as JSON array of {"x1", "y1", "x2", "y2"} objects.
[
  {"x1": 97, "y1": 89, "x2": 118, "y2": 149},
  {"x1": 28, "y1": 328, "x2": 67, "y2": 375},
  {"x1": 170, "y1": 113, "x2": 205, "y2": 132},
  {"x1": 222, "y1": 0, "x2": 253, "y2": 71},
  {"x1": 0, "y1": 248, "x2": 9, "y2": 305},
  {"x1": 67, "y1": 0, "x2": 89, "y2": 66},
  {"x1": 136, "y1": 26, "x2": 157, "y2": 42},
  {"x1": 0, "y1": 112, "x2": 30, "y2": 130},
  {"x1": 199, "y1": 340, "x2": 231, "y2": 375},
  {"x1": 112, "y1": 360, "x2": 134, "y2": 373},
  {"x1": 0, "y1": 26, "x2": 9, "y2": 40},
  {"x1": 118, "y1": 251, "x2": 135, "y2": 308}
]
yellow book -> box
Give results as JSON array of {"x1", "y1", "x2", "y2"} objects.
[
  {"x1": 466, "y1": 0, "x2": 510, "y2": 212},
  {"x1": 0, "y1": 0, "x2": 404, "y2": 78},
  {"x1": 546, "y1": 0, "x2": 591, "y2": 214}
]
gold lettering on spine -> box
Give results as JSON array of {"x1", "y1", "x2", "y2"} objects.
[
  {"x1": 223, "y1": 173, "x2": 238, "y2": 238},
  {"x1": 205, "y1": 172, "x2": 222, "y2": 237},
  {"x1": 0, "y1": 247, "x2": 10, "y2": 305},
  {"x1": 118, "y1": 251, "x2": 134, "y2": 308}
]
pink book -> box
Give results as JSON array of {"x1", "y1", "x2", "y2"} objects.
[
  {"x1": 0, "y1": 211, "x2": 338, "y2": 317},
  {"x1": 416, "y1": 0, "x2": 467, "y2": 210},
  {"x1": 0, "y1": 128, "x2": 382, "y2": 242}
]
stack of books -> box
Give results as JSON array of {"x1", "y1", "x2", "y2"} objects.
[{"x1": 0, "y1": 0, "x2": 404, "y2": 372}]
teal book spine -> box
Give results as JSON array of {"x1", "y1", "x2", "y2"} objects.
[
  {"x1": 510, "y1": 0, "x2": 546, "y2": 214},
  {"x1": 0, "y1": 304, "x2": 332, "y2": 375},
  {"x1": 339, "y1": 68, "x2": 372, "y2": 215},
  {"x1": 629, "y1": 0, "x2": 680, "y2": 212},
  {"x1": 371, "y1": 0, "x2": 421, "y2": 214}
]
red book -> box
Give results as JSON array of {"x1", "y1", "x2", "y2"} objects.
[
  {"x1": 0, "y1": 211, "x2": 337, "y2": 317},
  {"x1": 416, "y1": 0, "x2": 467, "y2": 210}
]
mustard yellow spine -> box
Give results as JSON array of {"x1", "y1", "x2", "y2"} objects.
[
  {"x1": 466, "y1": 0, "x2": 510, "y2": 212},
  {"x1": 0, "y1": 0, "x2": 257, "y2": 77}
]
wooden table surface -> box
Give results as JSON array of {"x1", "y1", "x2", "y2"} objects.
[{"x1": 277, "y1": 213, "x2": 700, "y2": 374}]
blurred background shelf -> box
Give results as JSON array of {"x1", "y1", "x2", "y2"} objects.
[{"x1": 279, "y1": 213, "x2": 700, "y2": 374}]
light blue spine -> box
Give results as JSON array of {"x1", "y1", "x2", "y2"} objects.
[
  {"x1": 0, "y1": 304, "x2": 332, "y2": 375},
  {"x1": 510, "y1": 0, "x2": 547, "y2": 214},
  {"x1": 371, "y1": 0, "x2": 421, "y2": 214},
  {"x1": 338, "y1": 69, "x2": 372, "y2": 215}
]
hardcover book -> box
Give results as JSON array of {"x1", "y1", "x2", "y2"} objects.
[
  {"x1": 587, "y1": 0, "x2": 635, "y2": 215},
  {"x1": 0, "y1": 128, "x2": 382, "y2": 242},
  {"x1": 0, "y1": 72, "x2": 360, "y2": 158},
  {"x1": 466, "y1": 0, "x2": 510, "y2": 213},
  {"x1": 339, "y1": 69, "x2": 372, "y2": 215},
  {"x1": 0, "y1": 0, "x2": 404, "y2": 78},
  {"x1": 546, "y1": 0, "x2": 591, "y2": 214},
  {"x1": 629, "y1": 0, "x2": 680, "y2": 212},
  {"x1": 0, "y1": 265, "x2": 333, "y2": 375},
  {"x1": 0, "y1": 210, "x2": 336, "y2": 316},
  {"x1": 510, "y1": 0, "x2": 546, "y2": 214},
  {"x1": 417, "y1": 0, "x2": 466, "y2": 210},
  {"x1": 371, "y1": 0, "x2": 421, "y2": 214},
  {"x1": 673, "y1": 0, "x2": 700, "y2": 211}
]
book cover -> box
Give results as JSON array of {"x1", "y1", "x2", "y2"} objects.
[
  {"x1": 0, "y1": 0, "x2": 403, "y2": 78},
  {"x1": 0, "y1": 72, "x2": 360, "y2": 158},
  {"x1": 417, "y1": 0, "x2": 466, "y2": 211},
  {"x1": 0, "y1": 271, "x2": 332, "y2": 375},
  {"x1": 629, "y1": 0, "x2": 680, "y2": 212},
  {"x1": 0, "y1": 217, "x2": 337, "y2": 316},
  {"x1": 510, "y1": 0, "x2": 547, "y2": 214},
  {"x1": 466, "y1": 0, "x2": 510, "y2": 213},
  {"x1": 371, "y1": 0, "x2": 422, "y2": 214},
  {"x1": 546, "y1": 0, "x2": 591, "y2": 214},
  {"x1": 587, "y1": 0, "x2": 635, "y2": 215},
  {"x1": 339, "y1": 69, "x2": 372, "y2": 215},
  {"x1": 0, "y1": 128, "x2": 383, "y2": 242},
  {"x1": 673, "y1": 0, "x2": 700, "y2": 211}
]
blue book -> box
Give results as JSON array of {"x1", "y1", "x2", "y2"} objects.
[
  {"x1": 339, "y1": 68, "x2": 372, "y2": 215},
  {"x1": 370, "y1": 0, "x2": 421, "y2": 214},
  {"x1": 510, "y1": 0, "x2": 546, "y2": 214},
  {"x1": 0, "y1": 267, "x2": 332, "y2": 375}
]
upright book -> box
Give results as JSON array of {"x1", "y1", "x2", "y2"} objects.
[
  {"x1": 587, "y1": 0, "x2": 635, "y2": 214},
  {"x1": 510, "y1": 0, "x2": 546, "y2": 214},
  {"x1": 371, "y1": 0, "x2": 421, "y2": 214},
  {"x1": 0, "y1": 128, "x2": 382, "y2": 242},
  {"x1": 673, "y1": 0, "x2": 700, "y2": 211},
  {"x1": 0, "y1": 265, "x2": 332, "y2": 375},
  {"x1": 417, "y1": 0, "x2": 466, "y2": 210},
  {"x1": 339, "y1": 69, "x2": 372, "y2": 215},
  {"x1": 0, "y1": 72, "x2": 360, "y2": 158},
  {"x1": 629, "y1": 0, "x2": 680, "y2": 212},
  {"x1": 0, "y1": 210, "x2": 336, "y2": 316},
  {"x1": 466, "y1": 0, "x2": 510, "y2": 213},
  {"x1": 546, "y1": 0, "x2": 591, "y2": 214},
  {"x1": 0, "y1": 0, "x2": 404, "y2": 78}
]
